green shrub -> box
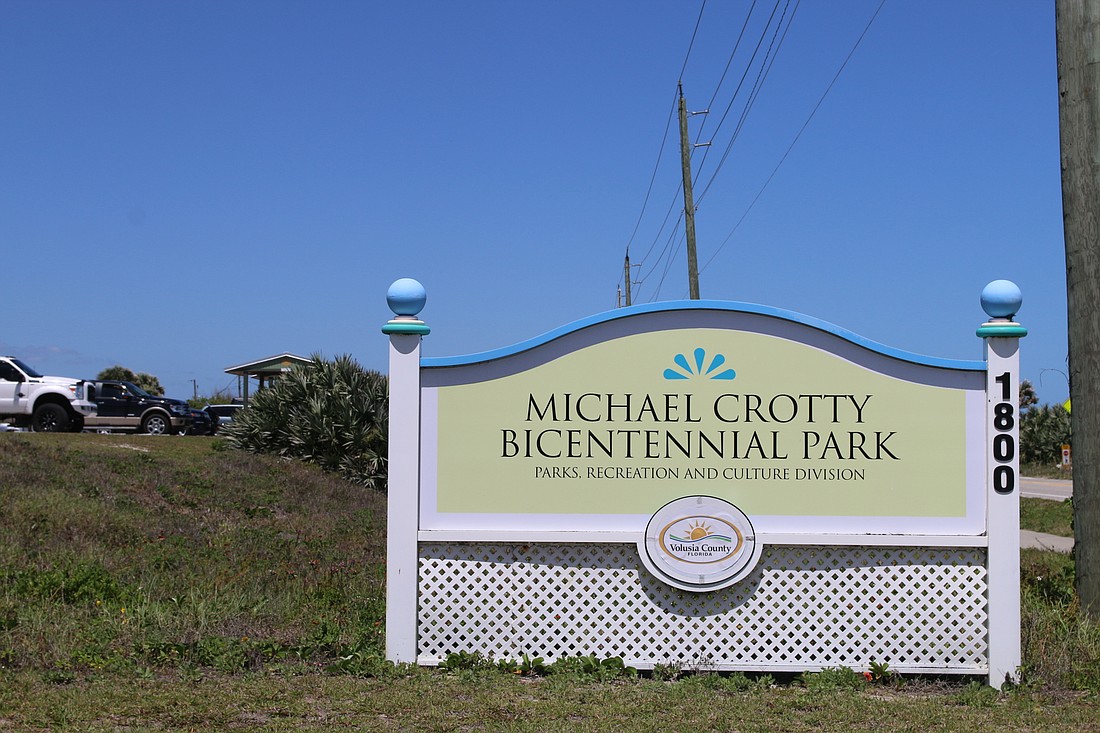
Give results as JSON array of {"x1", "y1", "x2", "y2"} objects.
[
  {"x1": 1019, "y1": 403, "x2": 1070, "y2": 466},
  {"x1": 222, "y1": 355, "x2": 388, "y2": 490}
]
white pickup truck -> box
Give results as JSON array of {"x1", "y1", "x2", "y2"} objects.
[{"x1": 0, "y1": 356, "x2": 97, "y2": 432}]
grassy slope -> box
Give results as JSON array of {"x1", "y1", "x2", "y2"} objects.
[
  {"x1": 1021, "y1": 497, "x2": 1075, "y2": 537},
  {"x1": 1, "y1": 435, "x2": 1097, "y2": 731},
  {"x1": 0, "y1": 433, "x2": 386, "y2": 673}
]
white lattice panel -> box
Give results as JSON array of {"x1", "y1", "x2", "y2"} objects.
[{"x1": 418, "y1": 543, "x2": 989, "y2": 673}]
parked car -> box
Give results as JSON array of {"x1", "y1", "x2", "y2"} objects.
[
  {"x1": 186, "y1": 407, "x2": 216, "y2": 436},
  {"x1": 205, "y1": 403, "x2": 243, "y2": 428},
  {"x1": 84, "y1": 380, "x2": 192, "y2": 435}
]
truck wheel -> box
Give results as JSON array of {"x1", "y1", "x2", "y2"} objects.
[
  {"x1": 32, "y1": 403, "x2": 70, "y2": 432},
  {"x1": 142, "y1": 412, "x2": 171, "y2": 435}
]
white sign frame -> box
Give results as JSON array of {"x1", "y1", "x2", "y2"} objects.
[{"x1": 385, "y1": 293, "x2": 1025, "y2": 688}]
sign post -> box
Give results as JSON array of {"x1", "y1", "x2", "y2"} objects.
[
  {"x1": 382, "y1": 279, "x2": 430, "y2": 664},
  {"x1": 976, "y1": 280, "x2": 1027, "y2": 686}
]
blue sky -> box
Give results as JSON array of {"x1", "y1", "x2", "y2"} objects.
[{"x1": 2, "y1": 1, "x2": 1068, "y2": 403}]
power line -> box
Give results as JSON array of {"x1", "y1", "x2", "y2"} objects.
[
  {"x1": 700, "y1": 0, "x2": 888, "y2": 276},
  {"x1": 637, "y1": 210, "x2": 684, "y2": 302},
  {"x1": 651, "y1": 225, "x2": 687, "y2": 301},
  {"x1": 692, "y1": 0, "x2": 787, "y2": 180},
  {"x1": 620, "y1": 0, "x2": 708, "y2": 297},
  {"x1": 622, "y1": 89, "x2": 679, "y2": 271},
  {"x1": 623, "y1": 0, "x2": 886, "y2": 302},
  {"x1": 696, "y1": 0, "x2": 801, "y2": 206},
  {"x1": 694, "y1": 0, "x2": 762, "y2": 145},
  {"x1": 677, "y1": 0, "x2": 709, "y2": 83},
  {"x1": 639, "y1": 188, "x2": 684, "y2": 279},
  {"x1": 630, "y1": 0, "x2": 789, "y2": 303}
]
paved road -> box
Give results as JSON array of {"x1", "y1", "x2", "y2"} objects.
[
  {"x1": 1020, "y1": 476, "x2": 1073, "y2": 501},
  {"x1": 1021, "y1": 529, "x2": 1074, "y2": 553}
]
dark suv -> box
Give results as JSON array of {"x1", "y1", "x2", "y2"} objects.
[
  {"x1": 84, "y1": 380, "x2": 193, "y2": 435},
  {"x1": 186, "y1": 406, "x2": 217, "y2": 436}
]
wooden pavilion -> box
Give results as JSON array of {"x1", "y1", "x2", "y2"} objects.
[{"x1": 224, "y1": 352, "x2": 311, "y2": 404}]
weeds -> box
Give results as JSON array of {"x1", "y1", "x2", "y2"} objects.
[
  {"x1": 651, "y1": 661, "x2": 683, "y2": 681},
  {"x1": 440, "y1": 650, "x2": 495, "y2": 673},
  {"x1": 799, "y1": 666, "x2": 867, "y2": 691},
  {"x1": 3, "y1": 562, "x2": 125, "y2": 605},
  {"x1": 495, "y1": 653, "x2": 548, "y2": 676},
  {"x1": 953, "y1": 680, "x2": 1002, "y2": 707},
  {"x1": 1020, "y1": 548, "x2": 1100, "y2": 691},
  {"x1": 549, "y1": 654, "x2": 636, "y2": 681},
  {"x1": 0, "y1": 433, "x2": 387, "y2": 674},
  {"x1": 678, "y1": 670, "x2": 773, "y2": 692},
  {"x1": 867, "y1": 660, "x2": 895, "y2": 684},
  {"x1": 442, "y1": 652, "x2": 632, "y2": 680},
  {"x1": 325, "y1": 638, "x2": 394, "y2": 677}
]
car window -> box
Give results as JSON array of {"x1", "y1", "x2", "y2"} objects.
[
  {"x1": 9, "y1": 359, "x2": 42, "y2": 378},
  {"x1": 124, "y1": 382, "x2": 151, "y2": 397}
]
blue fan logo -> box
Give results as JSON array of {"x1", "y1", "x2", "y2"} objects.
[{"x1": 663, "y1": 348, "x2": 736, "y2": 381}]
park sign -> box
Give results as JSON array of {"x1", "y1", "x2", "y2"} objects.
[
  {"x1": 383, "y1": 278, "x2": 1026, "y2": 687},
  {"x1": 421, "y1": 312, "x2": 983, "y2": 537}
]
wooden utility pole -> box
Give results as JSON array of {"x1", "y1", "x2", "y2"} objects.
[
  {"x1": 623, "y1": 254, "x2": 633, "y2": 307},
  {"x1": 1056, "y1": 0, "x2": 1100, "y2": 617},
  {"x1": 679, "y1": 84, "x2": 701, "y2": 300}
]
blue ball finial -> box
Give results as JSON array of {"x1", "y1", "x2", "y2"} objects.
[
  {"x1": 387, "y1": 278, "x2": 427, "y2": 317},
  {"x1": 980, "y1": 280, "x2": 1022, "y2": 319}
]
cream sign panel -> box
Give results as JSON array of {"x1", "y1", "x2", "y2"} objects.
[{"x1": 419, "y1": 310, "x2": 987, "y2": 535}]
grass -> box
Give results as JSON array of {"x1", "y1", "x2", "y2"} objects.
[
  {"x1": 1021, "y1": 462, "x2": 1073, "y2": 480},
  {"x1": 1019, "y1": 463, "x2": 1073, "y2": 538},
  {"x1": 1021, "y1": 497, "x2": 1075, "y2": 537},
  {"x1": 1, "y1": 433, "x2": 1098, "y2": 731},
  {"x1": 0, "y1": 433, "x2": 386, "y2": 676},
  {"x1": 2, "y1": 673, "x2": 1098, "y2": 732}
]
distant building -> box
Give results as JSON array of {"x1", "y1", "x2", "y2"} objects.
[{"x1": 224, "y1": 352, "x2": 311, "y2": 404}]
